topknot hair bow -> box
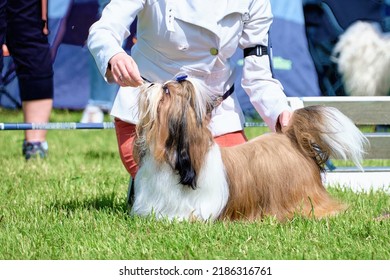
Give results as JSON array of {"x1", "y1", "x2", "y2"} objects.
[{"x1": 176, "y1": 74, "x2": 188, "y2": 82}]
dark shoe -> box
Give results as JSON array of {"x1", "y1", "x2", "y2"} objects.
[{"x1": 23, "y1": 140, "x2": 48, "y2": 160}]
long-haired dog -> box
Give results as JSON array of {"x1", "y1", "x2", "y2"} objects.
[
  {"x1": 131, "y1": 79, "x2": 367, "y2": 221},
  {"x1": 333, "y1": 21, "x2": 390, "y2": 96}
]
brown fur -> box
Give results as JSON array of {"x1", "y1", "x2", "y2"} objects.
[
  {"x1": 220, "y1": 107, "x2": 347, "y2": 221},
  {"x1": 135, "y1": 80, "x2": 348, "y2": 221},
  {"x1": 220, "y1": 133, "x2": 345, "y2": 221}
]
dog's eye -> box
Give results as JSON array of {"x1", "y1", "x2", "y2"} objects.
[{"x1": 162, "y1": 85, "x2": 170, "y2": 95}]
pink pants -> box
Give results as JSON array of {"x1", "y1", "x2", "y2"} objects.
[{"x1": 114, "y1": 118, "x2": 247, "y2": 178}]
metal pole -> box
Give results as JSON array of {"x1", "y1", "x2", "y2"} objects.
[
  {"x1": 0, "y1": 121, "x2": 265, "y2": 130},
  {"x1": 0, "y1": 122, "x2": 115, "y2": 130},
  {"x1": 243, "y1": 122, "x2": 267, "y2": 127}
]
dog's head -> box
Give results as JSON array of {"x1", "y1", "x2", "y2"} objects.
[{"x1": 134, "y1": 79, "x2": 214, "y2": 189}]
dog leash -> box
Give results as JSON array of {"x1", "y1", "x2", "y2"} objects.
[{"x1": 212, "y1": 84, "x2": 235, "y2": 108}]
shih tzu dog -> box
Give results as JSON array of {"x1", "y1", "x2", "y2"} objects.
[
  {"x1": 130, "y1": 78, "x2": 367, "y2": 221},
  {"x1": 333, "y1": 21, "x2": 390, "y2": 96}
]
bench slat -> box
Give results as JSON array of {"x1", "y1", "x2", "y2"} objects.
[
  {"x1": 364, "y1": 133, "x2": 390, "y2": 159},
  {"x1": 287, "y1": 97, "x2": 390, "y2": 161},
  {"x1": 289, "y1": 97, "x2": 390, "y2": 125},
  {"x1": 247, "y1": 97, "x2": 390, "y2": 162}
]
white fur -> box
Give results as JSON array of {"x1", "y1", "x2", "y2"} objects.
[
  {"x1": 132, "y1": 143, "x2": 229, "y2": 221},
  {"x1": 333, "y1": 21, "x2": 390, "y2": 96},
  {"x1": 318, "y1": 106, "x2": 368, "y2": 170}
]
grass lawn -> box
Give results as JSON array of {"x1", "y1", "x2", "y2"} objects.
[{"x1": 0, "y1": 108, "x2": 389, "y2": 260}]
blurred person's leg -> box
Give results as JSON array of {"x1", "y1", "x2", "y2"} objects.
[
  {"x1": 22, "y1": 99, "x2": 53, "y2": 142},
  {"x1": 81, "y1": 0, "x2": 118, "y2": 123},
  {"x1": 88, "y1": 52, "x2": 118, "y2": 112},
  {"x1": 0, "y1": 0, "x2": 5, "y2": 76},
  {"x1": 81, "y1": 52, "x2": 118, "y2": 123},
  {"x1": 6, "y1": 0, "x2": 53, "y2": 158}
]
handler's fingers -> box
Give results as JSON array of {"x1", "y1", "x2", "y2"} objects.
[
  {"x1": 117, "y1": 57, "x2": 142, "y2": 87},
  {"x1": 125, "y1": 60, "x2": 143, "y2": 87},
  {"x1": 110, "y1": 63, "x2": 129, "y2": 86},
  {"x1": 278, "y1": 110, "x2": 292, "y2": 128},
  {"x1": 109, "y1": 53, "x2": 142, "y2": 87}
]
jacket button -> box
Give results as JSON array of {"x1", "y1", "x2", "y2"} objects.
[{"x1": 210, "y1": 48, "x2": 219, "y2": 55}]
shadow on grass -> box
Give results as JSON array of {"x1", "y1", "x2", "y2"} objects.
[
  {"x1": 48, "y1": 192, "x2": 128, "y2": 214},
  {"x1": 84, "y1": 150, "x2": 118, "y2": 160}
]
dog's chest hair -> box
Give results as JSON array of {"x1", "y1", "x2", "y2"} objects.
[{"x1": 132, "y1": 144, "x2": 229, "y2": 220}]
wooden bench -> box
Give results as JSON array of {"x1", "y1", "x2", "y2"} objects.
[{"x1": 246, "y1": 96, "x2": 390, "y2": 192}]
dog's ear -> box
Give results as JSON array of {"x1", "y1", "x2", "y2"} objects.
[
  {"x1": 165, "y1": 96, "x2": 197, "y2": 189},
  {"x1": 165, "y1": 83, "x2": 196, "y2": 189},
  {"x1": 161, "y1": 80, "x2": 213, "y2": 189}
]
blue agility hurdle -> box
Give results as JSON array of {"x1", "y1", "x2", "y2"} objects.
[
  {"x1": 0, "y1": 122, "x2": 116, "y2": 130},
  {"x1": 0, "y1": 122, "x2": 267, "y2": 131}
]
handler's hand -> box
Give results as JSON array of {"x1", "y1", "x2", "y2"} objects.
[
  {"x1": 106, "y1": 52, "x2": 143, "y2": 87},
  {"x1": 278, "y1": 110, "x2": 292, "y2": 132}
]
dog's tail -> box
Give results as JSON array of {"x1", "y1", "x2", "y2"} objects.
[{"x1": 283, "y1": 106, "x2": 368, "y2": 170}]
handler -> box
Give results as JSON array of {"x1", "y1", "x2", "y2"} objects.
[{"x1": 88, "y1": 0, "x2": 292, "y2": 179}]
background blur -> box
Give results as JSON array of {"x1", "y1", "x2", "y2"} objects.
[{"x1": 1, "y1": 0, "x2": 389, "y2": 117}]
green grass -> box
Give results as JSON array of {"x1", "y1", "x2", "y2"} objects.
[{"x1": 0, "y1": 108, "x2": 389, "y2": 260}]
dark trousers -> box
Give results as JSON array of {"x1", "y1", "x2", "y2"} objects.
[{"x1": 0, "y1": 0, "x2": 53, "y2": 101}]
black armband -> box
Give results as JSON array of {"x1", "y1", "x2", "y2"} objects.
[{"x1": 243, "y1": 45, "x2": 268, "y2": 58}]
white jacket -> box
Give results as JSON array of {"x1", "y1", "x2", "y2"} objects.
[{"x1": 88, "y1": 0, "x2": 291, "y2": 135}]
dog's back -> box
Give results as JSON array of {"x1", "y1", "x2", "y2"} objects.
[{"x1": 220, "y1": 105, "x2": 367, "y2": 221}]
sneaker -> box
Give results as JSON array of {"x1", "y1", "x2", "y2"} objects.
[
  {"x1": 23, "y1": 140, "x2": 48, "y2": 160},
  {"x1": 80, "y1": 105, "x2": 104, "y2": 123}
]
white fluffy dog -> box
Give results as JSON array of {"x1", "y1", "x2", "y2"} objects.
[
  {"x1": 333, "y1": 21, "x2": 390, "y2": 96},
  {"x1": 131, "y1": 79, "x2": 367, "y2": 221}
]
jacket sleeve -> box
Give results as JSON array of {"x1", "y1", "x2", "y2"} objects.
[
  {"x1": 87, "y1": 0, "x2": 145, "y2": 79},
  {"x1": 239, "y1": 0, "x2": 291, "y2": 131}
]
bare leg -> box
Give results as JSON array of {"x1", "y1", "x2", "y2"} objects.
[{"x1": 23, "y1": 99, "x2": 53, "y2": 142}]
